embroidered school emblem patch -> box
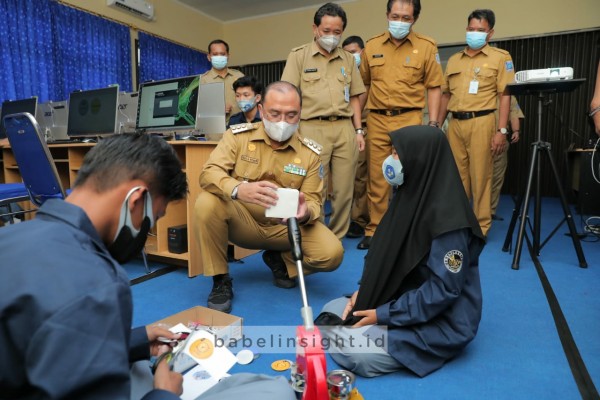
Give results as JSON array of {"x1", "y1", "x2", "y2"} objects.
[{"x1": 444, "y1": 250, "x2": 463, "y2": 273}]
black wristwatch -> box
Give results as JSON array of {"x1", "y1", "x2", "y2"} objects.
[
  {"x1": 497, "y1": 128, "x2": 508, "y2": 135},
  {"x1": 355, "y1": 128, "x2": 366, "y2": 137}
]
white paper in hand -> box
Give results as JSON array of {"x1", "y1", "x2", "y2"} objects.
[{"x1": 265, "y1": 188, "x2": 299, "y2": 219}]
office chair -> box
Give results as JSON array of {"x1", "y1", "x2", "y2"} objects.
[
  {"x1": 3, "y1": 113, "x2": 67, "y2": 206},
  {"x1": 0, "y1": 182, "x2": 29, "y2": 224}
]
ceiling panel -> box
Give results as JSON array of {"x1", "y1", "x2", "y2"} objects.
[{"x1": 176, "y1": 0, "x2": 346, "y2": 22}]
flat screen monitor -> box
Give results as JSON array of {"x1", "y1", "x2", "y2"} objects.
[
  {"x1": 136, "y1": 75, "x2": 200, "y2": 131},
  {"x1": 67, "y1": 86, "x2": 119, "y2": 137},
  {"x1": 36, "y1": 100, "x2": 69, "y2": 142},
  {"x1": 0, "y1": 97, "x2": 38, "y2": 139}
]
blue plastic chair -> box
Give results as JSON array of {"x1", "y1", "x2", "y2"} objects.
[
  {"x1": 3, "y1": 113, "x2": 67, "y2": 207},
  {"x1": 0, "y1": 182, "x2": 29, "y2": 223}
]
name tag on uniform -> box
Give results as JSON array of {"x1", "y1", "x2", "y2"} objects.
[
  {"x1": 469, "y1": 80, "x2": 479, "y2": 94},
  {"x1": 373, "y1": 54, "x2": 384, "y2": 58},
  {"x1": 283, "y1": 164, "x2": 306, "y2": 176},
  {"x1": 304, "y1": 68, "x2": 318, "y2": 73},
  {"x1": 241, "y1": 155, "x2": 259, "y2": 164}
]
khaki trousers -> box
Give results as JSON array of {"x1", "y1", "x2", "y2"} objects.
[
  {"x1": 446, "y1": 113, "x2": 495, "y2": 236},
  {"x1": 299, "y1": 118, "x2": 358, "y2": 240},
  {"x1": 491, "y1": 145, "x2": 509, "y2": 214},
  {"x1": 194, "y1": 191, "x2": 344, "y2": 278},
  {"x1": 365, "y1": 110, "x2": 422, "y2": 236}
]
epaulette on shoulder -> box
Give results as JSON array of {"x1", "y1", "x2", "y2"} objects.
[
  {"x1": 366, "y1": 32, "x2": 386, "y2": 43},
  {"x1": 230, "y1": 122, "x2": 260, "y2": 135},
  {"x1": 414, "y1": 32, "x2": 437, "y2": 46},
  {"x1": 300, "y1": 136, "x2": 322, "y2": 155},
  {"x1": 490, "y1": 47, "x2": 510, "y2": 56},
  {"x1": 291, "y1": 43, "x2": 309, "y2": 52}
]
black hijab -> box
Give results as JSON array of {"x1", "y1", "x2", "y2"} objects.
[{"x1": 346, "y1": 126, "x2": 485, "y2": 325}]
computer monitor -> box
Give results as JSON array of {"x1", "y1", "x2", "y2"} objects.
[
  {"x1": 36, "y1": 100, "x2": 69, "y2": 142},
  {"x1": 136, "y1": 75, "x2": 200, "y2": 132},
  {"x1": 67, "y1": 86, "x2": 119, "y2": 138},
  {"x1": 196, "y1": 82, "x2": 226, "y2": 139},
  {"x1": 0, "y1": 97, "x2": 38, "y2": 139},
  {"x1": 117, "y1": 91, "x2": 139, "y2": 133}
]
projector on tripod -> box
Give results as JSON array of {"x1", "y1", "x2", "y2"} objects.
[{"x1": 515, "y1": 67, "x2": 573, "y2": 83}]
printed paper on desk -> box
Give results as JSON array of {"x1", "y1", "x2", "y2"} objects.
[
  {"x1": 265, "y1": 188, "x2": 299, "y2": 219},
  {"x1": 183, "y1": 329, "x2": 237, "y2": 380}
]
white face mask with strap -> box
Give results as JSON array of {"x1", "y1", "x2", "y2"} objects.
[{"x1": 382, "y1": 155, "x2": 404, "y2": 186}]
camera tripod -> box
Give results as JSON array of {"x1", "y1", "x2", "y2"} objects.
[{"x1": 502, "y1": 79, "x2": 587, "y2": 270}]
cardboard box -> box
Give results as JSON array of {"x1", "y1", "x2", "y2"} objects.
[{"x1": 153, "y1": 306, "x2": 242, "y2": 342}]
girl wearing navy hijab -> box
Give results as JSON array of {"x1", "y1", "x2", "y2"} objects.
[{"x1": 320, "y1": 125, "x2": 486, "y2": 377}]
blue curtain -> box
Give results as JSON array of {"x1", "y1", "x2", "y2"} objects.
[
  {"x1": 138, "y1": 32, "x2": 210, "y2": 83},
  {"x1": 0, "y1": 0, "x2": 132, "y2": 103}
]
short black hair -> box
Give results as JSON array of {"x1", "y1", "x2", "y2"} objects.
[
  {"x1": 261, "y1": 81, "x2": 302, "y2": 107},
  {"x1": 468, "y1": 9, "x2": 495, "y2": 29},
  {"x1": 342, "y1": 35, "x2": 364, "y2": 49},
  {"x1": 386, "y1": 0, "x2": 421, "y2": 20},
  {"x1": 233, "y1": 76, "x2": 264, "y2": 96},
  {"x1": 208, "y1": 39, "x2": 229, "y2": 54},
  {"x1": 74, "y1": 134, "x2": 188, "y2": 202},
  {"x1": 314, "y1": 2, "x2": 347, "y2": 30}
]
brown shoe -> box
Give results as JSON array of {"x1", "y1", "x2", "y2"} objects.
[{"x1": 262, "y1": 250, "x2": 296, "y2": 289}]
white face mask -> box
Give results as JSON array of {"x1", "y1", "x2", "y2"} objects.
[
  {"x1": 263, "y1": 118, "x2": 298, "y2": 142},
  {"x1": 382, "y1": 155, "x2": 404, "y2": 186},
  {"x1": 353, "y1": 53, "x2": 361, "y2": 68},
  {"x1": 317, "y1": 34, "x2": 341, "y2": 53},
  {"x1": 388, "y1": 20, "x2": 412, "y2": 40}
]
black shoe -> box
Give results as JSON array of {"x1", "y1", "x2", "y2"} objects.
[
  {"x1": 207, "y1": 274, "x2": 233, "y2": 313},
  {"x1": 357, "y1": 236, "x2": 372, "y2": 250},
  {"x1": 262, "y1": 250, "x2": 296, "y2": 289},
  {"x1": 491, "y1": 214, "x2": 504, "y2": 221},
  {"x1": 345, "y1": 221, "x2": 365, "y2": 238}
]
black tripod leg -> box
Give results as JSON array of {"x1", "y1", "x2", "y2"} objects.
[
  {"x1": 544, "y1": 147, "x2": 588, "y2": 268},
  {"x1": 512, "y1": 144, "x2": 539, "y2": 270},
  {"x1": 502, "y1": 190, "x2": 523, "y2": 252}
]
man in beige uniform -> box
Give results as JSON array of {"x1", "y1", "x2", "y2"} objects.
[
  {"x1": 358, "y1": 0, "x2": 444, "y2": 249},
  {"x1": 200, "y1": 39, "x2": 244, "y2": 123},
  {"x1": 281, "y1": 2, "x2": 366, "y2": 241},
  {"x1": 491, "y1": 96, "x2": 523, "y2": 220},
  {"x1": 195, "y1": 81, "x2": 343, "y2": 313},
  {"x1": 342, "y1": 35, "x2": 369, "y2": 238},
  {"x1": 439, "y1": 9, "x2": 515, "y2": 237}
]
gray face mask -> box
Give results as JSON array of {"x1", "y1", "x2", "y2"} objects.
[
  {"x1": 107, "y1": 186, "x2": 154, "y2": 264},
  {"x1": 382, "y1": 155, "x2": 404, "y2": 186}
]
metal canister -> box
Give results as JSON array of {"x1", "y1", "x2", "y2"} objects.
[{"x1": 327, "y1": 369, "x2": 355, "y2": 399}]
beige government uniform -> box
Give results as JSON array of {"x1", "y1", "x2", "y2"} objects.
[
  {"x1": 200, "y1": 67, "x2": 244, "y2": 122},
  {"x1": 491, "y1": 96, "x2": 524, "y2": 214},
  {"x1": 281, "y1": 41, "x2": 366, "y2": 240},
  {"x1": 360, "y1": 30, "x2": 444, "y2": 237},
  {"x1": 194, "y1": 122, "x2": 344, "y2": 278},
  {"x1": 444, "y1": 44, "x2": 515, "y2": 236}
]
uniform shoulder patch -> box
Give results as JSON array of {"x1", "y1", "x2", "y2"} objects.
[
  {"x1": 291, "y1": 44, "x2": 309, "y2": 52},
  {"x1": 443, "y1": 250, "x2": 463, "y2": 273},
  {"x1": 414, "y1": 32, "x2": 437, "y2": 46},
  {"x1": 300, "y1": 136, "x2": 322, "y2": 155},
  {"x1": 366, "y1": 32, "x2": 386, "y2": 43},
  {"x1": 230, "y1": 122, "x2": 260, "y2": 135}
]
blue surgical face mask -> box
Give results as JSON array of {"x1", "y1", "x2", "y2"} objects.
[
  {"x1": 353, "y1": 53, "x2": 361, "y2": 68},
  {"x1": 466, "y1": 31, "x2": 488, "y2": 50},
  {"x1": 237, "y1": 97, "x2": 256, "y2": 113},
  {"x1": 382, "y1": 155, "x2": 404, "y2": 186},
  {"x1": 388, "y1": 20, "x2": 412, "y2": 40},
  {"x1": 211, "y1": 55, "x2": 228, "y2": 70}
]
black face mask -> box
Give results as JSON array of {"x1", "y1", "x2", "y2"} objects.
[{"x1": 107, "y1": 187, "x2": 154, "y2": 264}]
